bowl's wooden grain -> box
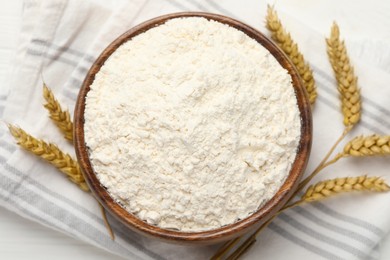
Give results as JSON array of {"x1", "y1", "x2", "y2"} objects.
[{"x1": 74, "y1": 12, "x2": 312, "y2": 245}]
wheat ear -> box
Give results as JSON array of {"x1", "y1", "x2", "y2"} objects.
[
  {"x1": 8, "y1": 123, "x2": 116, "y2": 239},
  {"x1": 342, "y1": 135, "x2": 390, "y2": 157},
  {"x1": 43, "y1": 83, "x2": 73, "y2": 142},
  {"x1": 42, "y1": 84, "x2": 116, "y2": 239},
  {"x1": 326, "y1": 23, "x2": 361, "y2": 127},
  {"x1": 302, "y1": 176, "x2": 389, "y2": 202},
  {"x1": 296, "y1": 23, "x2": 363, "y2": 200},
  {"x1": 219, "y1": 176, "x2": 389, "y2": 260},
  {"x1": 317, "y1": 135, "x2": 390, "y2": 170},
  {"x1": 266, "y1": 5, "x2": 317, "y2": 105},
  {"x1": 8, "y1": 125, "x2": 88, "y2": 191}
]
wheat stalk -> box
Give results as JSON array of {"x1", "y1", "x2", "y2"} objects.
[
  {"x1": 301, "y1": 135, "x2": 390, "y2": 188},
  {"x1": 266, "y1": 5, "x2": 317, "y2": 105},
  {"x1": 302, "y1": 176, "x2": 390, "y2": 202},
  {"x1": 219, "y1": 176, "x2": 389, "y2": 260},
  {"x1": 8, "y1": 124, "x2": 88, "y2": 191},
  {"x1": 43, "y1": 83, "x2": 74, "y2": 142},
  {"x1": 326, "y1": 23, "x2": 361, "y2": 127}
]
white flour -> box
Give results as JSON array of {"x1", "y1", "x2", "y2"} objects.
[{"x1": 84, "y1": 17, "x2": 301, "y2": 232}]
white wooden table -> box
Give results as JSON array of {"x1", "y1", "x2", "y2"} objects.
[{"x1": 1, "y1": 1, "x2": 389, "y2": 259}]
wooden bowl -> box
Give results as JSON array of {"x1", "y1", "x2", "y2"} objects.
[{"x1": 74, "y1": 12, "x2": 312, "y2": 245}]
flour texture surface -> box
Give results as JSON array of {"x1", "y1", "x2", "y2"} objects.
[{"x1": 84, "y1": 17, "x2": 301, "y2": 232}]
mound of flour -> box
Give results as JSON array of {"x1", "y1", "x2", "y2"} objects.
[{"x1": 84, "y1": 17, "x2": 301, "y2": 232}]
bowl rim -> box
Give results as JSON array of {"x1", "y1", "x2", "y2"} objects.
[{"x1": 74, "y1": 11, "x2": 312, "y2": 244}]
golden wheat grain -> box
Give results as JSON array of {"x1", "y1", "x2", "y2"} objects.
[
  {"x1": 326, "y1": 23, "x2": 361, "y2": 127},
  {"x1": 342, "y1": 135, "x2": 390, "y2": 157},
  {"x1": 266, "y1": 5, "x2": 317, "y2": 105},
  {"x1": 8, "y1": 125, "x2": 88, "y2": 191},
  {"x1": 302, "y1": 176, "x2": 389, "y2": 202},
  {"x1": 43, "y1": 84, "x2": 73, "y2": 142}
]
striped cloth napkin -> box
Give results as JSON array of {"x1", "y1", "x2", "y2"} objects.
[{"x1": 1, "y1": 0, "x2": 390, "y2": 259}]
